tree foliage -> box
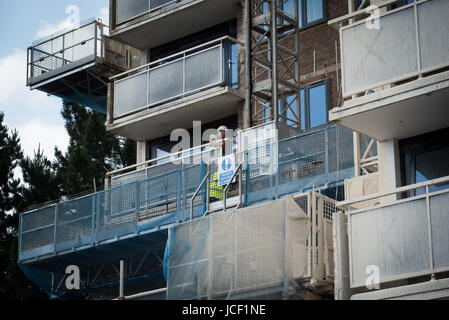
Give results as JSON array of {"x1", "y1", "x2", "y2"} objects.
[{"x1": 0, "y1": 102, "x2": 136, "y2": 300}]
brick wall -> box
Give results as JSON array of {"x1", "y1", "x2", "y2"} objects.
[{"x1": 236, "y1": 0, "x2": 348, "y2": 128}]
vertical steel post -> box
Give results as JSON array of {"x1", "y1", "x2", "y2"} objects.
[
  {"x1": 94, "y1": 20, "x2": 98, "y2": 59},
  {"x1": 18, "y1": 213, "x2": 23, "y2": 262},
  {"x1": 91, "y1": 194, "x2": 96, "y2": 246},
  {"x1": 53, "y1": 204, "x2": 58, "y2": 254},
  {"x1": 271, "y1": 0, "x2": 279, "y2": 123},
  {"x1": 295, "y1": 0, "x2": 301, "y2": 132},
  {"x1": 244, "y1": 0, "x2": 252, "y2": 129},
  {"x1": 425, "y1": 185, "x2": 435, "y2": 278},
  {"x1": 119, "y1": 260, "x2": 125, "y2": 299}
]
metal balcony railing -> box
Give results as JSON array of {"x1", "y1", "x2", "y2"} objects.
[
  {"x1": 115, "y1": 0, "x2": 184, "y2": 25},
  {"x1": 27, "y1": 18, "x2": 106, "y2": 86},
  {"x1": 330, "y1": 0, "x2": 449, "y2": 98},
  {"x1": 18, "y1": 124, "x2": 354, "y2": 264},
  {"x1": 339, "y1": 175, "x2": 449, "y2": 289},
  {"x1": 108, "y1": 142, "x2": 222, "y2": 187},
  {"x1": 110, "y1": 36, "x2": 240, "y2": 121}
]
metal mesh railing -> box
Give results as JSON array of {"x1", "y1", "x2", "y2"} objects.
[
  {"x1": 27, "y1": 19, "x2": 105, "y2": 84},
  {"x1": 19, "y1": 125, "x2": 354, "y2": 263},
  {"x1": 167, "y1": 192, "x2": 338, "y2": 299},
  {"x1": 245, "y1": 125, "x2": 354, "y2": 206},
  {"x1": 112, "y1": 37, "x2": 239, "y2": 120},
  {"x1": 339, "y1": 175, "x2": 449, "y2": 288},
  {"x1": 19, "y1": 163, "x2": 206, "y2": 262}
]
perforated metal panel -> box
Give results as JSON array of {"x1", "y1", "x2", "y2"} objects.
[
  {"x1": 167, "y1": 193, "x2": 335, "y2": 299},
  {"x1": 349, "y1": 198, "x2": 430, "y2": 287},
  {"x1": 185, "y1": 45, "x2": 222, "y2": 92},
  {"x1": 112, "y1": 40, "x2": 232, "y2": 120},
  {"x1": 149, "y1": 60, "x2": 184, "y2": 105}
]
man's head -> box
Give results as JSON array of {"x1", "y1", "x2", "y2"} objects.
[{"x1": 218, "y1": 125, "x2": 228, "y2": 139}]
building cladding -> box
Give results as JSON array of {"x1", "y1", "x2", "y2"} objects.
[{"x1": 21, "y1": 0, "x2": 449, "y2": 300}]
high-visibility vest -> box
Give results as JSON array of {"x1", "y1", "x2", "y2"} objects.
[{"x1": 209, "y1": 172, "x2": 224, "y2": 200}]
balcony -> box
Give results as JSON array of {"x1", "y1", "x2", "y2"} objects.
[
  {"x1": 107, "y1": 37, "x2": 243, "y2": 141},
  {"x1": 27, "y1": 18, "x2": 144, "y2": 113},
  {"x1": 110, "y1": 0, "x2": 240, "y2": 49},
  {"x1": 18, "y1": 124, "x2": 354, "y2": 265},
  {"x1": 338, "y1": 176, "x2": 449, "y2": 299},
  {"x1": 329, "y1": 0, "x2": 449, "y2": 141}
]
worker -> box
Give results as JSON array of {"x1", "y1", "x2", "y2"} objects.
[
  {"x1": 217, "y1": 125, "x2": 231, "y2": 157},
  {"x1": 209, "y1": 170, "x2": 224, "y2": 202},
  {"x1": 209, "y1": 125, "x2": 234, "y2": 202}
]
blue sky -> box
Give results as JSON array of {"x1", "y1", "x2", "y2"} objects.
[{"x1": 0, "y1": 0, "x2": 108, "y2": 160}]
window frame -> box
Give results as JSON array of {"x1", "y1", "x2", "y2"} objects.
[
  {"x1": 400, "y1": 128, "x2": 449, "y2": 197},
  {"x1": 299, "y1": 0, "x2": 328, "y2": 30},
  {"x1": 278, "y1": 0, "x2": 327, "y2": 30},
  {"x1": 278, "y1": 79, "x2": 330, "y2": 131}
]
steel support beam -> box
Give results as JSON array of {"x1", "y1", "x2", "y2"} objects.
[{"x1": 248, "y1": 0, "x2": 301, "y2": 130}]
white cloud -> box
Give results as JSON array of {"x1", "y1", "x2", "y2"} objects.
[
  {"x1": 0, "y1": 50, "x2": 66, "y2": 160},
  {"x1": 0, "y1": 50, "x2": 63, "y2": 120},
  {"x1": 34, "y1": 5, "x2": 109, "y2": 41},
  {"x1": 0, "y1": 5, "x2": 110, "y2": 162},
  {"x1": 16, "y1": 119, "x2": 69, "y2": 160},
  {"x1": 35, "y1": 5, "x2": 80, "y2": 40},
  {"x1": 99, "y1": 7, "x2": 110, "y2": 27}
]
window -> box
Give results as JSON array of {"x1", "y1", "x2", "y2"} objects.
[
  {"x1": 392, "y1": 0, "x2": 414, "y2": 9},
  {"x1": 279, "y1": 80, "x2": 329, "y2": 130},
  {"x1": 151, "y1": 141, "x2": 177, "y2": 164},
  {"x1": 400, "y1": 128, "x2": 449, "y2": 197},
  {"x1": 279, "y1": 0, "x2": 327, "y2": 29},
  {"x1": 355, "y1": 0, "x2": 370, "y2": 9}
]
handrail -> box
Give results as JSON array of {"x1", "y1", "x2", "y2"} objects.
[
  {"x1": 30, "y1": 18, "x2": 105, "y2": 48},
  {"x1": 328, "y1": 0, "x2": 420, "y2": 26},
  {"x1": 110, "y1": 35, "x2": 242, "y2": 81},
  {"x1": 190, "y1": 172, "x2": 210, "y2": 220},
  {"x1": 107, "y1": 141, "x2": 222, "y2": 178},
  {"x1": 338, "y1": 175, "x2": 449, "y2": 210},
  {"x1": 114, "y1": 287, "x2": 167, "y2": 300},
  {"x1": 223, "y1": 163, "x2": 243, "y2": 213}
]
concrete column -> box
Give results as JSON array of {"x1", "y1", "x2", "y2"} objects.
[
  {"x1": 333, "y1": 212, "x2": 352, "y2": 300},
  {"x1": 378, "y1": 139, "x2": 401, "y2": 204},
  {"x1": 137, "y1": 141, "x2": 147, "y2": 167}
]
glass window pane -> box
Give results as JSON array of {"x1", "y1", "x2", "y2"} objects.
[
  {"x1": 306, "y1": 0, "x2": 324, "y2": 24},
  {"x1": 285, "y1": 95, "x2": 297, "y2": 127},
  {"x1": 415, "y1": 146, "x2": 449, "y2": 195},
  {"x1": 283, "y1": 0, "x2": 295, "y2": 17},
  {"x1": 300, "y1": 89, "x2": 306, "y2": 130},
  {"x1": 153, "y1": 142, "x2": 177, "y2": 164},
  {"x1": 309, "y1": 83, "x2": 327, "y2": 128},
  {"x1": 299, "y1": 0, "x2": 303, "y2": 28},
  {"x1": 231, "y1": 43, "x2": 238, "y2": 88},
  {"x1": 117, "y1": 0, "x2": 148, "y2": 23}
]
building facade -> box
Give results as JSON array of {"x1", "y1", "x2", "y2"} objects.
[{"x1": 20, "y1": 0, "x2": 449, "y2": 300}]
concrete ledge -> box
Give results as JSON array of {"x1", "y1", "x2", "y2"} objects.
[
  {"x1": 329, "y1": 70, "x2": 449, "y2": 141},
  {"x1": 352, "y1": 278, "x2": 449, "y2": 300},
  {"x1": 107, "y1": 86, "x2": 244, "y2": 141}
]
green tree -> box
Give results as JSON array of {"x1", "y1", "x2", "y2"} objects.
[
  {"x1": 0, "y1": 112, "x2": 47, "y2": 300},
  {"x1": 55, "y1": 102, "x2": 136, "y2": 196},
  {"x1": 1, "y1": 101, "x2": 136, "y2": 300},
  {"x1": 19, "y1": 145, "x2": 61, "y2": 212}
]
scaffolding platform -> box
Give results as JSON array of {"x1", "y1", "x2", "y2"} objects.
[{"x1": 26, "y1": 18, "x2": 144, "y2": 113}]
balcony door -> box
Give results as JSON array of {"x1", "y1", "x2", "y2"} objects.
[{"x1": 400, "y1": 128, "x2": 449, "y2": 196}]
